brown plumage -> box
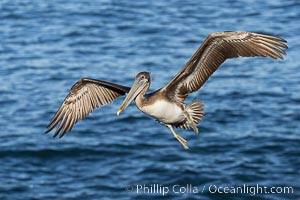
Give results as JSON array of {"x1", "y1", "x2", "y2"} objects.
[
  {"x1": 163, "y1": 32, "x2": 287, "y2": 103},
  {"x1": 46, "y1": 31, "x2": 287, "y2": 149},
  {"x1": 45, "y1": 78, "x2": 130, "y2": 138}
]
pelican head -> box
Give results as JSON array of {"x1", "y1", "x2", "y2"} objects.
[{"x1": 117, "y1": 72, "x2": 151, "y2": 115}]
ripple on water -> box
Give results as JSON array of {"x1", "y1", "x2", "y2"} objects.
[{"x1": 0, "y1": 0, "x2": 299, "y2": 200}]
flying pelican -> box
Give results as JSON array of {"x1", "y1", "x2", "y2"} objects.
[{"x1": 45, "y1": 31, "x2": 287, "y2": 149}]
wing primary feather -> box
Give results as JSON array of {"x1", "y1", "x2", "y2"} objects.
[
  {"x1": 53, "y1": 112, "x2": 69, "y2": 138},
  {"x1": 59, "y1": 110, "x2": 73, "y2": 138},
  {"x1": 256, "y1": 43, "x2": 283, "y2": 59},
  {"x1": 45, "y1": 106, "x2": 66, "y2": 133},
  {"x1": 257, "y1": 39, "x2": 287, "y2": 55},
  {"x1": 59, "y1": 109, "x2": 77, "y2": 138},
  {"x1": 260, "y1": 34, "x2": 285, "y2": 41},
  {"x1": 260, "y1": 37, "x2": 288, "y2": 49},
  {"x1": 47, "y1": 106, "x2": 63, "y2": 127}
]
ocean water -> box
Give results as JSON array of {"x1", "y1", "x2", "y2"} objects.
[{"x1": 0, "y1": 0, "x2": 299, "y2": 199}]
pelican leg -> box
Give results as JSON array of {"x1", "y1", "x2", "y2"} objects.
[
  {"x1": 166, "y1": 124, "x2": 189, "y2": 150},
  {"x1": 183, "y1": 108, "x2": 199, "y2": 134}
]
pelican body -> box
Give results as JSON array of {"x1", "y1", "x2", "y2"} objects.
[{"x1": 45, "y1": 32, "x2": 287, "y2": 149}]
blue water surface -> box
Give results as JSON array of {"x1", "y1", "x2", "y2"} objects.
[{"x1": 0, "y1": 0, "x2": 299, "y2": 199}]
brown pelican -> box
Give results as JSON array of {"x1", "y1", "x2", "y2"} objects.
[{"x1": 45, "y1": 32, "x2": 287, "y2": 149}]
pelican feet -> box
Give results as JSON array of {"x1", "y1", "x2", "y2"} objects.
[{"x1": 167, "y1": 125, "x2": 189, "y2": 150}]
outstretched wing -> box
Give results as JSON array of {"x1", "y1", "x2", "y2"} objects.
[
  {"x1": 163, "y1": 32, "x2": 288, "y2": 103},
  {"x1": 45, "y1": 78, "x2": 130, "y2": 138}
]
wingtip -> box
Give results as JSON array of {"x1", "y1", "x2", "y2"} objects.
[
  {"x1": 44, "y1": 127, "x2": 52, "y2": 134},
  {"x1": 277, "y1": 36, "x2": 287, "y2": 43}
]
